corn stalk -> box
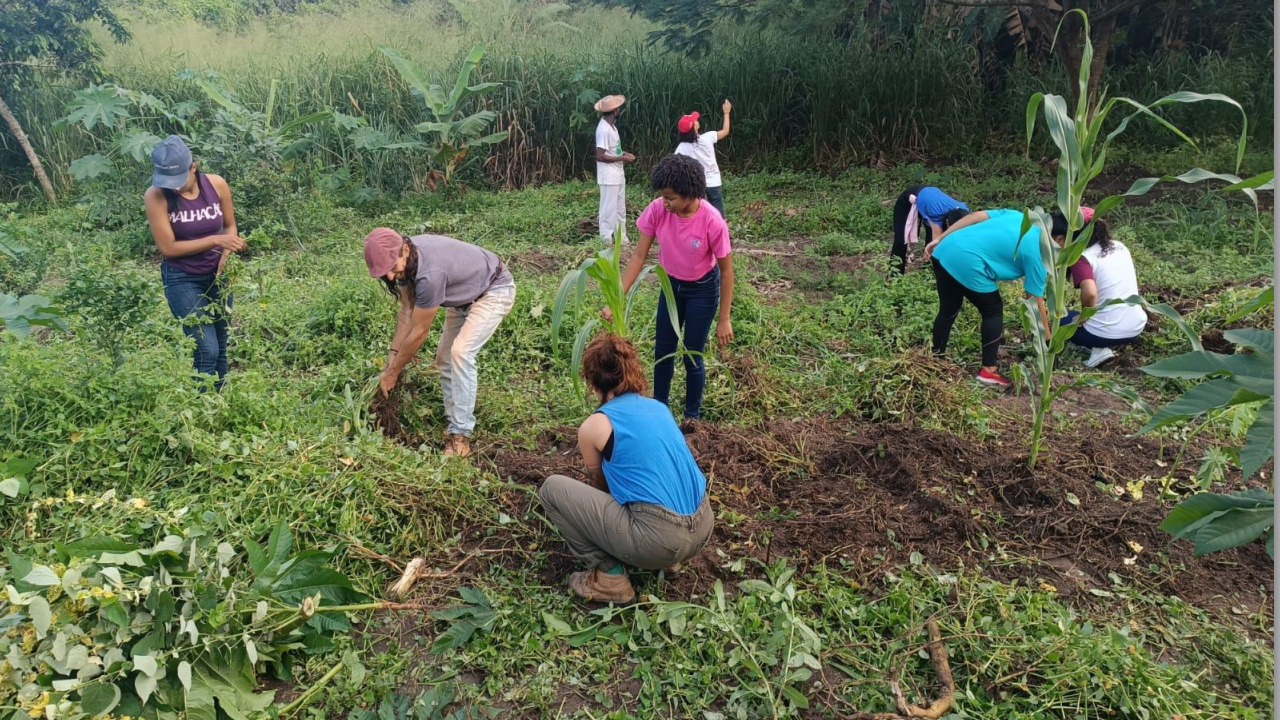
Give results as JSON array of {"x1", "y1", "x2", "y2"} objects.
[
  {"x1": 551, "y1": 226, "x2": 681, "y2": 400},
  {"x1": 1018, "y1": 8, "x2": 1263, "y2": 469}
]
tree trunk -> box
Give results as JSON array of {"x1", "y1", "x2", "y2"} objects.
[
  {"x1": 1086, "y1": 10, "x2": 1119, "y2": 114},
  {"x1": 0, "y1": 90, "x2": 57, "y2": 204},
  {"x1": 1056, "y1": 2, "x2": 1119, "y2": 119}
]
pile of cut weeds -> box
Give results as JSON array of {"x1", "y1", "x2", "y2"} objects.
[{"x1": 485, "y1": 417, "x2": 1271, "y2": 622}]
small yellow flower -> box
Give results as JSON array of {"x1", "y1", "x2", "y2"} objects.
[
  {"x1": 65, "y1": 488, "x2": 75, "y2": 501},
  {"x1": 129, "y1": 498, "x2": 148, "y2": 510},
  {"x1": 43, "y1": 498, "x2": 56, "y2": 506},
  {"x1": 1126, "y1": 540, "x2": 1144, "y2": 554},
  {"x1": 1038, "y1": 582, "x2": 1058, "y2": 594},
  {"x1": 90, "y1": 586, "x2": 104, "y2": 598},
  {"x1": 100, "y1": 590, "x2": 116, "y2": 599}
]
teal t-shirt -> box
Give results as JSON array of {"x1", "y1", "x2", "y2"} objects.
[{"x1": 932, "y1": 209, "x2": 1047, "y2": 297}]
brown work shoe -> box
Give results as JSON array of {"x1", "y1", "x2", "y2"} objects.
[
  {"x1": 443, "y1": 434, "x2": 472, "y2": 458},
  {"x1": 663, "y1": 562, "x2": 683, "y2": 574},
  {"x1": 569, "y1": 569, "x2": 636, "y2": 604}
]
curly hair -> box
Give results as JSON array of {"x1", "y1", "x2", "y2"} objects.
[
  {"x1": 650, "y1": 154, "x2": 706, "y2": 199},
  {"x1": 581, "y1": 333, "x2": 649, "y2": 399},
  {"x1": 1051, "y1": 212, "x2": 1114, "y2": 255}
]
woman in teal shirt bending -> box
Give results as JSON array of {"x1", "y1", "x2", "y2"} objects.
[
  {"x1": 539, "y1": 333, "x2": 715, "y2": 604},
  {"x1": 925, "y1": 209, "x2": 1050, "y2": 388}
]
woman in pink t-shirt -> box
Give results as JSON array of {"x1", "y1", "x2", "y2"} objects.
[{"x1": 617, "y1": 154, "x2": 735, "y2": 420}]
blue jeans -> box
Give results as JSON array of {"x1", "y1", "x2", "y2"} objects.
[
  {"x1": 654, "y1": 266, "x2": 720, "y2": 419},
  {"x1": 161, "y1": 263, "x2": 230, "y2": 391},
  {"x1": 1061, "y1": 310, "x2": 1140, "y2": 349},
  {"x1": 705, "y1": 187, "x2": 726, "y2": 218}
]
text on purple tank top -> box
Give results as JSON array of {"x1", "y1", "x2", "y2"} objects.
[{"x1": 165, "y1": 173, "x2": 224, "y2": 275}]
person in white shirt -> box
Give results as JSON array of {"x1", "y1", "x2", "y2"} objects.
[
  {"x1": 1055, "y1": 210, "x2": 1147, "y2": 368},
  {"x1": 674, "y1": 99, "x2": 732, "y2": 217},
  {"x1": 594, "y1": 95, "x2": 635, "y2": 243}
]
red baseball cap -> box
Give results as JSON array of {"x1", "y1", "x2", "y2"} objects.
[{"x1": 677, "y1": 112, "x2": 700, "y2": 134}]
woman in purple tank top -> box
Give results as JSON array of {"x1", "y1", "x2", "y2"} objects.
[{"x1": 144, "y1": 135, "x2": 246, "y2": 391}]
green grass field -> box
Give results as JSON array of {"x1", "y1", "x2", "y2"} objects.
[{"x1": 0, "y1": 138, "x2": 1272, "y2": 718}]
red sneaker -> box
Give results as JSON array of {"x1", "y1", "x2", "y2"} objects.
[{"x1": 976, "y1": 368, "x2": 1011, "y2": 388}]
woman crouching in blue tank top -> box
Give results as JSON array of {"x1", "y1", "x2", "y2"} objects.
[{"x1": 538, "y1": 333, "x2": 715, "y2": 604}]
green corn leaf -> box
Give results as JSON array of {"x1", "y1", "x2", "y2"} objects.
[
  {"x1": 1024, "y1": 92, "x2": 1044, "y2": 155},
  {"x1": 1238, "y1": 398, "x2": 1274, "y2": 480},
  {"x1": 571, "y1": 318, "x2": 601, "y2": 401},
  {"x1": 1220, "y1": 171, "x2": 1274, "y2": 192}
]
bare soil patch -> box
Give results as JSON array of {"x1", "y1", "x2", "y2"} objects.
[{"x1": 483, "y1": 415, "x2": 1272, "y2": 624}]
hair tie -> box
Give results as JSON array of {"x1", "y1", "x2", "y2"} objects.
[{"x1": 1080, "y1": 207, "x2": 1095, "y2": 223}]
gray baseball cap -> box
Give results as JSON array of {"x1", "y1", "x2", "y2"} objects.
[{"x1": 150, "y1": 135, "x2": 192, "y2": 190}]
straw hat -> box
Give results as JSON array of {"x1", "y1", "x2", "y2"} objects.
[{"x1": 594, "y1": 95, "x2": 626, "y2": 113}]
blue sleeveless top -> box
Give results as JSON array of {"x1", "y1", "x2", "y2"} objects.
[{"x1": 597, "y1": 393, "x2": 707, "y2": 515}]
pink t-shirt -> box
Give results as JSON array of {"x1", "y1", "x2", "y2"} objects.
[{"x1": 635, "y1": 198, "x2": 732, "y2": 281}]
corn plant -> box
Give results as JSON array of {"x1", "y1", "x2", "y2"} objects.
[
  {"x1": 1143, "y1": 287, "x2": 1274, "y2": 558},
  {"x1": 550, "y1": 227, "x2": 681, "y2": 400},
  {"x1": 377, "y1": 44, "x2": 509, "y2": 189},
  {"x1": 1016, "y1": 9, "x2": 1264, "y2": 469}
]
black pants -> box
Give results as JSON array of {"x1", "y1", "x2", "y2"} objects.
[
  {"x1": 891, "y1": 184, "x2": 932, "y2": 275},
  {"x1": 932, "y1": 259, "x2": 1004, "y2": 368}
]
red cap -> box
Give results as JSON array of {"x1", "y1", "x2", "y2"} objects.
[
  {"x1": 363, "y1": 227, "x2": 404, "y2": 278},
  {"x1": 677, "y1": 112, "x2": 700, "y2": 134}
]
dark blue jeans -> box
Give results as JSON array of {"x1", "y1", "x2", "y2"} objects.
[
  {"x1": 705, "y1": 187, "x2": 726, "y2": 218},
  {"x1": 654, "y1": 266, "x2": 720, "y2": 419},
  {"x1": 161, "y1": 263, "x2": 230, "y2": 391},
  {"x1": 1061, "y1": 310, "x2": 1141, "y2": 349}
]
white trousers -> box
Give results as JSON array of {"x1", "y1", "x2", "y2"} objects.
[
  {"x1": 433, "y1": 281, "x2": 516, "y2": 436},
  {"x1": 598, "y1": 183, "x2": 627, "y2": 243}
]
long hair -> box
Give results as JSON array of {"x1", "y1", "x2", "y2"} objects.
[
  {"x1": 678, "y1": 127, "x2": 699, "y2": 144},
  {"x1": 1051, "y1": 212, "x2": 1114, "y2": 255},
  {"x1": 581, "y1": 333, "x2": 649, "y2": 400},
  {"x1": 381, "y1": 237, "x2": 418, "y2": 298}
]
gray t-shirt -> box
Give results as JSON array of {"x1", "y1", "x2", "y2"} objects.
[{"x1": 407, "y1": 234, "x2": 508, "y2": 309}]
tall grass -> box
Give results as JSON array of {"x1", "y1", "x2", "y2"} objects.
[{"x1": 0, "y1": 0, "x2": 1271, "y2": 198}]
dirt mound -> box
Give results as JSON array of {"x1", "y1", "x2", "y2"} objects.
[
  {"x1": 485, "y1": 417, "x2": 1272, "y2": 623},
  {"x1": 369, "y1": 389, "x2": 409, "y2": 443}
]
